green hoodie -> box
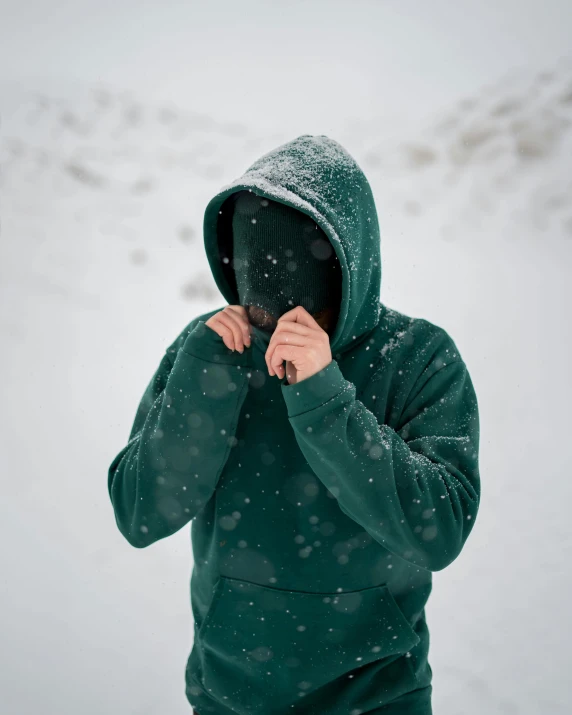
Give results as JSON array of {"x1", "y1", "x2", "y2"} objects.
[{"x1": 108, "y1": 135, "x2": 480, "y2": 715}]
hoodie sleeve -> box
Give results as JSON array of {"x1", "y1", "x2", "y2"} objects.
[
  {"x1": 280, "y1": 354, "x2": 480, "y2": 572},
  {"x1": 108, "y1": 319, "x2": 252, "y2": 548}
]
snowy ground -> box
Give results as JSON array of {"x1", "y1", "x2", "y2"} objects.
[{"x1": 1, "y1": 60, "x2": 572, "y2": 715}]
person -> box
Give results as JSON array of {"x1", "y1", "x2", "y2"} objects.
[{"x1": 108, "y1": 134, "x2": 481, "y2": 715}]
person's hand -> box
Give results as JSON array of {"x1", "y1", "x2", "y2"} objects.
[
  {"x1": 265, "y1": 306, "x2": 332, "y2": 384},
  {"x1": 205, "y1": 305, "x2": 252, "y2": 353}
]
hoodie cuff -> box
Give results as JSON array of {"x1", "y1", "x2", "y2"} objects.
[
  {"x1": 281, "y1": 359, "x2": 349, "y2": 417},
  {"x1": 182, "y1": 320, "x2": 253, "y2": 366}
]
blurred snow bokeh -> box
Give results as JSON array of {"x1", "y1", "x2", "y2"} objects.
[{"x1": 1, "y1": 58, "x2": 572, "y2": 715}]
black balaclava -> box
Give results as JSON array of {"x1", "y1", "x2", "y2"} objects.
[{"x1": 231, "y1": 190, "x2": 341, "y2": 334}]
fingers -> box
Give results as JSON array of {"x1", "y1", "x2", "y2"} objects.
[
  {"x1": 266, "y1": 330, "x2": 315, "y2": 375},
  {"x1": 211, "y1": 305, "x2": 251, "y2": 351},
  {"x1": 268, "y1": 344, "x2": 302, "y2": 377},
  {"x1": 225, "y1": 305, "x2": 251, "y2": 352},
  {"x1": 265, "y1": 320, "x2": 312, "y2": 375},
  {"x1": 226, "y1": 305, "x2": 252, "y2": 348},
  {"x1": 277, "y1": 305, "x2": 321, "y2": 330}
]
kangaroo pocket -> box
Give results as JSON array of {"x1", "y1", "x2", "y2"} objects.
[{"x1": 197, "y1": 575, "x2": 421, "y2": 713}]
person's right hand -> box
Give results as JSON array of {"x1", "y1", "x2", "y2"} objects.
[{"x1": 205, "y1": 305, "x2": 252, "y2": 353}]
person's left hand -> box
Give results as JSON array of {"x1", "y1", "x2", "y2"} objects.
[{"x1": 265, "y1": 306, "x2": 332, "y2": 385}]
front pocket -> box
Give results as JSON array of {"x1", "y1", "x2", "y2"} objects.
[{"x1": 197, "y1": 576, "x2": 421, "y2": 713}]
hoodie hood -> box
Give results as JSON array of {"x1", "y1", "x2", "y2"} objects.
[{"x1": 202, "y1": 134, "x2": 382, "y2": 355}]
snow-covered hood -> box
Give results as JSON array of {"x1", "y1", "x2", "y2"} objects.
[{"x1": 202, "y1": 134, "x2": 382, "y2": 355}]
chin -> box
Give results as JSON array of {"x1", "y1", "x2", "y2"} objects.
[{"x1": 246, "y1": 305, "x2": 277, "y2": 332}]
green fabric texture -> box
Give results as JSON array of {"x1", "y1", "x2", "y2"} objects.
[
  {"x1": 108, "y1": 134, "x2": 481, "y2": 715},
  {"x1": 231, "y1": 189, "x2": 342, "y2": 327}
]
